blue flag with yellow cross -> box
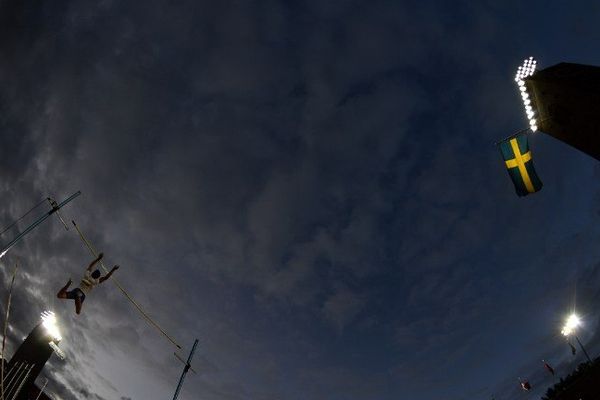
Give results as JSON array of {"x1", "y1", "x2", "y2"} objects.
[{"x1": 499, "y1": 133, "x2": 542, "y2": 196}]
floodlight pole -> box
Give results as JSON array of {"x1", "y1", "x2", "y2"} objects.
[
  {"x1": 172, "y1": 339, "x2": 198, "y2": 400},
  {"x1": 574, "y1": 335, "x2": 592, "y2": 363}
]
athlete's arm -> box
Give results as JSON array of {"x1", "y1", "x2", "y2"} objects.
[
  {"x1": 100, "y1": 265, "x2": 119, "y2": 283},
  {"x1": 87, "y1": 252, "x2": 103, "y2": 271}
]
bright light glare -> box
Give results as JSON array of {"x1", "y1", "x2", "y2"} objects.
[
  {"x1": 41, "y1": 311, "x2": 62, "y2": 342},
  {"x1": 516, "y1": 57, "x2": 537, "y2": 80},
  {"x1": 561, "y1": 314, "x2": 581, "y2": 336},
  {"x1": 515, "y1": 57, "x2": 539, "y2": 133}
]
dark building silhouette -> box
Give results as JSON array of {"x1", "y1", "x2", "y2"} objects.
[
  {"x1": 526, "y1": 62, "x2": 600, "y2": 161},
  {"x1": 2, "y1": 312, "x2": 64, "y2": 400},
  {"x1": 542, "y1": 359, "x2": 600, "y2": 400}
]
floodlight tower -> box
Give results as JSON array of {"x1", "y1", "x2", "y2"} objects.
[
  {"x1": 561, "y1": 313, "x2": 592, "y2": 363},
  {"x1": 520, "y1": 61, "x2": 600, "y2": 161},
  {"x1": 4, "y1": 311, "x2": 65, "y2": 400}
]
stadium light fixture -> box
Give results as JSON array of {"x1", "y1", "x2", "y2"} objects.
[
  {"x1": 561, "y1": 313, "x2": 581, "y2": 336},
  {"x1": 514, "y1": 57, "x2": 538, "y2": 132},
  {"x1": 561, "y1": 313, "x2": 592, "y2": 363},
  {"x1": 41, "y1": 311, "x2": 62, "y2": 343}
]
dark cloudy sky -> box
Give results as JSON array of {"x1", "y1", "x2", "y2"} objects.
[{"x1": 2, "y1": 1, "x2": 600, "y2": 399}]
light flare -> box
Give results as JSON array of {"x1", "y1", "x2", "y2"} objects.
[
  {"x1": 561, "y1": 313, "x2": 581, "y2": 336},
  {"x1": 41, "y1": 311, "x2": 62, "y2": 342}
]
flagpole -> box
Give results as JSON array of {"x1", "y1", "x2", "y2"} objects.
[
  {"x1": 494, "y1": 118, "x2": 553, "y2": 146},
  {"x1": 575, "y1": 335, "x2": 592, "y2": 363},
  {"x1": 494, "y1": 127, "x2": 532, "y2": 146}
]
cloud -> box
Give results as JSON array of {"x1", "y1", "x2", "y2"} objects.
[
  {"x1": 2, "y1": 1, "x2": 600, "y2": 400},
  {"x1": 321, "y1": 285, "x2": 365, "y2": 332}
]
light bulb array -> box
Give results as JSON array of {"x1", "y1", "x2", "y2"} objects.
[
  {"x1": 514, "y1": 57, "x2": 538, "y2": 132},
  {"x1": 41, "y1": 310, "x2": 62, "y2": 343}
]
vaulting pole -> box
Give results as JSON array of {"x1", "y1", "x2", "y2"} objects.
[
  {"x1": 173, "y1": 339, "x2": 198, "y2": 400},
  {"x1": 72, "y1": 220, "x2": 182, "y2": 349},
  {"x1": 0, "y1": 191, "x2": 81, "y2": 259}
]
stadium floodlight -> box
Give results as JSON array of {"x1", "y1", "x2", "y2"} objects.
[
  {"x1": 561, "y1": 313, "x2": 581, "y2": 336},
  {"x1": 41, "y1": 311, "x2": 62, "y2": 343},
  {"x1": 514, "y1": 57, "x2": 539, "y2": 132},
  {"x1": 561, "y1": 313, "x2": 592, "y2": 363}
]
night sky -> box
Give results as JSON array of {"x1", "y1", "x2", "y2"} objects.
[{"x1": 2, "y1": 1, "x2": 600, "y2": 399}]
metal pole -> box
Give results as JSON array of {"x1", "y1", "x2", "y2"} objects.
[
  {"x1": 1, "y1": 263, "x2": 18, "y2": 400},
  {"x1": 72, "y1": 220, "x2": 182, "y2": 349},
  {"x1": 33, "y1": 378, "x2": 48, "y2": 400},
  {"x1": 174, "y1": 353, "x2": 196, "y2": 374},
  {"x1": 172, "y1": 339, "x2": 198, "y2": 400},
  {"x1": 4, "y1": 363, "x2": 25, "y2": 400},
  {"x1": 0, "y1": 191, "x2": 81, "y2": 259},
  {"x1": 10, "y1": 364, "x2": 33, "y2": 400},
  {"x1": 4, "y1": 363, "x2": 24, "y2": 399},
  {"x1": 575, "y1": 335, "x2": 593, "y2": 363}
]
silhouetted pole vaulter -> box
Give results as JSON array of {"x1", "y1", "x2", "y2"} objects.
[
  {"x1": 172, "y1": 339, "x2": 198, "y2": 400},
  {"x1": 56, "y1": 253, "x2": 119, "y2": 314},
  {"x1": 71, "y1": 220, "x2": 182, "y2": 349},
  {"x1": 0, "y1": 191, "x2": 81, "y2": 260}
]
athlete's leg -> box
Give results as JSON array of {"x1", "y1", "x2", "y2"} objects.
[
  {"x1": 75, "y1": 297, "x2": 83, "y2": 314},
  {"x1": 57, "y1": 279, "x2": 72, "y2": 299}
]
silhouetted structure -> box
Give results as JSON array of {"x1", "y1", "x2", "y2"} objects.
[
  {"x1": 2, "y1": 313, "x2": 63, "y2": 400},
  {"x1": 25, "y1": 383, "x2": 52, "y2": 400},
  {"x1": 526, "y1": 62, "x2": 600, "y2": 161},
  {"x1": 542, "y1": 359, "x2": 600, "y2": 400}
]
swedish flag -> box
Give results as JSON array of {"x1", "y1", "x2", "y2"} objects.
[{"x1": 499, "y1": 133, "x2": 542, "y2": 196}]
